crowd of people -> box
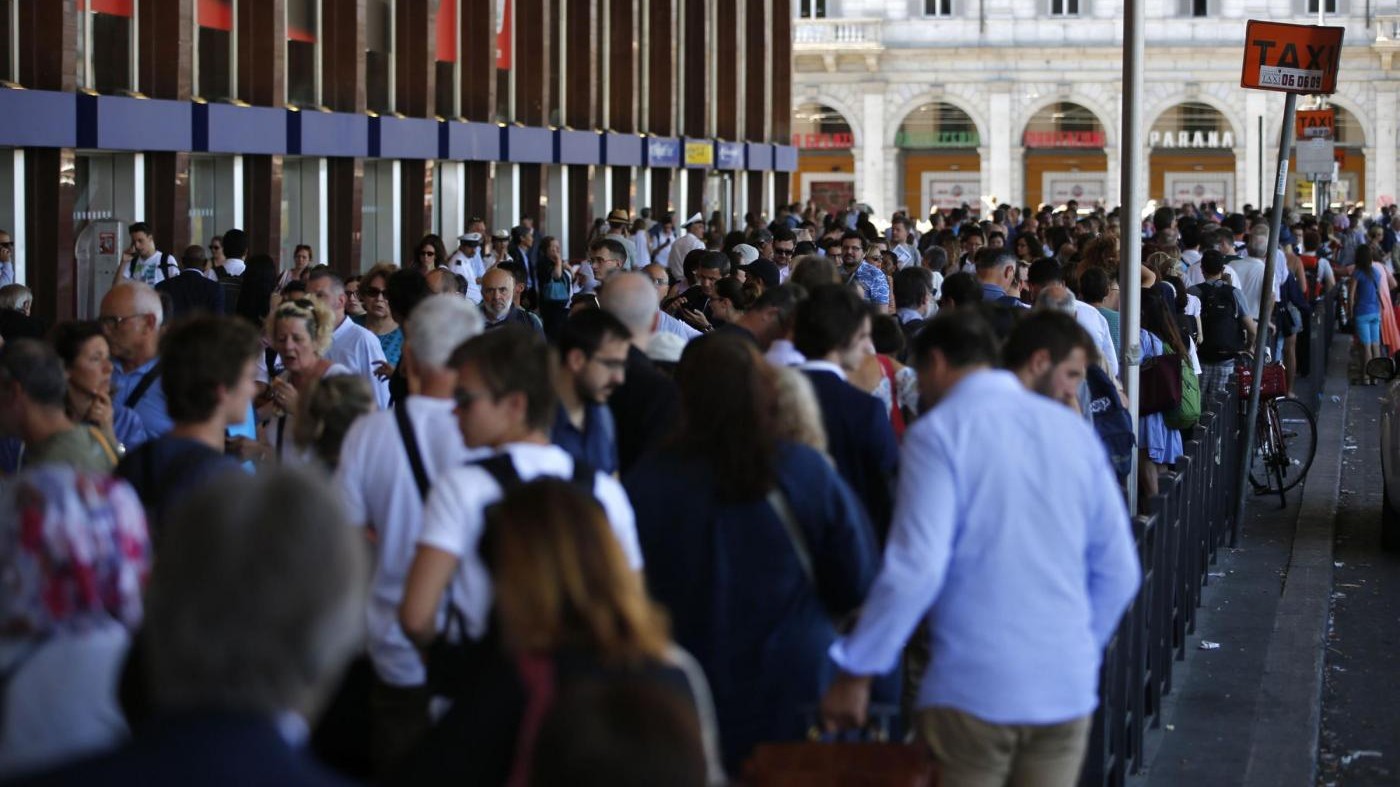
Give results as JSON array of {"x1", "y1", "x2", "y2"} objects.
[{"x1": 0, "y1": 194, "x2": 1395, "y2": 786}]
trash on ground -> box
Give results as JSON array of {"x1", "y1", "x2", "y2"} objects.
[
  {"x1": 1340, "y1": 750, "x2": 1383, "y2": 766},
  {"x1": 1335, "y1": 562, "x2": 1346, "y2": 568},
  {"x1": 1331, "y1": 395, "x2": 1342, "y2": 403},
  {"x1": 1199, "y1": 640, "x2": 1221, "y2": 650},
  {"x1": 1165, "y1": 724, "x2": 1175, "y2": 731},
  {"x1": 1208, "y1": 572, "x2": 1226, "y2": 578}
]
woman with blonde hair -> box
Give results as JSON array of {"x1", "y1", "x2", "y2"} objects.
[
  {"x1": 401, "y1": 478, "x2": 722, "y2": 786},
  {"x1": 255, "y1": 298, "x2": 353, "y2": 463},
  {"x1": 292, "y1": 374, "x2": 375, "y2": 471}
]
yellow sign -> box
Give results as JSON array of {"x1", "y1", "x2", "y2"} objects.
[{"x1": 684, "y1": 141, "x2": 714, "y2": 167}]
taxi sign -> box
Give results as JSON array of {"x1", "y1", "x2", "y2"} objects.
[
  {"x1": 1240, "y1": 21, "x2": 1344, "y2": 95},
  {"x1": 1295, "y1": 108, "x2": 1335, "y2": 140}
]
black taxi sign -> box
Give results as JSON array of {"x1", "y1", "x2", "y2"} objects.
[{"x1": 1240, "y1": 21, "x2": 1344, "y2": 95}]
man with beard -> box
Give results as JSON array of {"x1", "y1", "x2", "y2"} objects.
[
  {"x1": 1003, "y1": 310, "x2": 1094, "y2": 412},
  {"x1": 550, "y1": 308, "x2": 632, "y2": 475}
]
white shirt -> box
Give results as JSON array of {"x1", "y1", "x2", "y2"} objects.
[
  {"x1": 445, "y1": 250, "x2": 485, "y2": 302},
  {"x1": 1228, "y1": 257, "x2": 1267, "y2": 320},
  {"x1": 121, "y1": 250, "x2": 176, "y2": 285},
  {"x1": 892, "y1": 243, "x2": 918, "y2": 270},
  {"x1": 649, "y1": 228, "x2": 677, "y2": 268},
  {"x1": 328, "y1": 316, "x2": 391, "y2": 409},
  {"x1": 766, "y1": 339, "x2": 806, "y2": 367},
  {"x1": 220, "y1": 257, "x2": 246, "y2": 277},
  {"x1": 335, "y1": 395, "x2": 484, "y2": 686},
  {"x1": 657, "y1": 310, "x2": 702, "y2": 342},
  {"x1": 0, "y1": 261, "x2": 14, "y2": 288},
  {"x1": 668, "y1": 232, "x2": 707, "y2": 282},
  {"x1": 1073, "y1": 299, "x2": 1118, "y2": 379},
  {"x1": 417, "y1": 442, "x2": 644, "y2": 639},
  {"x1": 632, "y1": 230, "x2": 653, "y2": 267}
]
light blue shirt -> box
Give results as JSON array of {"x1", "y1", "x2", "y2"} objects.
[
  {"x1": 829, "y1": 369, "x2": 1140, "y2": 725},
  {"x1": 111, "y1": 357, "x2": 172, "y2": 437}
]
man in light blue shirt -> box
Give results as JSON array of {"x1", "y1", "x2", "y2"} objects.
[
  {"x1": 100, "y1": 282, "x2": 173, "y2": 436},
  {"x1": 821, "y1": 308, "x2": 1140, "y2": 787}
]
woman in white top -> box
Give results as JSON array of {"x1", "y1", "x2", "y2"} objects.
[{"x1": 257, "y1": 298, "x2": 352, "y2": 463}]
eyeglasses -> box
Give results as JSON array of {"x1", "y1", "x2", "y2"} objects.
[
  {"x1": 453, "y1": 388, "x2": 495, "y2": 409},
  {"x1": 772, "y1": 247, "x2": 795, "y2": 258},
  {"x1": 418, "y1": 249, "x2": 437, "y2": 258},
  {"x1": 363, "y1": 286, "x2": 387, "y2": 300},
  {"x1": 98, "y1": 313, "x2": 145, "y2": 331},
  {"x1": 0, "y1": 243, "x2": 12, "y2": 250},
  {"x1": 649, "y1": 278, "x2": 668, "y2": 287}
]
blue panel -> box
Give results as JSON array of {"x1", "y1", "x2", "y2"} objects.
[
  {"x1": 508, "y1": 126, "x2": 554, "y2": 164},
  {"x1": 745, "y1": 142, "x2": 773, "y2": 171},
  {"x1": 379, "y1": 116, "x2": 439, "y2": 160},
  {"x1": 0, "y1": 90, "x2": 78, "y2": 148},
  {"x1": 646, "y1": 137, "x2": 681, "y2": 168},
  {"x1": 558, "y1": 130, "x2": 599, "y2": 165},
  {"x1": 604, "y1": 133, "x2": 643, "y2": 167},
  {"x1": 444, "y1": 121, "x2": 501, "y2": 160},
  {"x1": 297, "y1": 110, "x2": 369, "y2": 158},
  {"x1": 716, "y1": 141, "x2": 746, "y2": 170},
  {"x1": 774, "y1": 145, "x2": 799, "y2": 172},
  {"x1": 207, "y1": 104, "x2": 286, "y2": 155},
  {"x1": 96, "y1": 96, "x2": 191, "y2": 152}
]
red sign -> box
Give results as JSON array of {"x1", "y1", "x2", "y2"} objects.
[
  {"x1": 1240, "y1": 21, "x2": 1344, "y2": 94},
  {"x1": 436, "y1": 0, "x2": 457, "y2": 63},
  {"x1": 1295, "y1": 108, "x2": 1334, "y2": 140},
  {"x1": 496, "y1": 0, "x2": 512, "y2": 69},
  {"x1": 791, "y1": 132, "x2": 854, "y2": 150},
  {"x1": 1022, "y1": 130, "x2": 1106, "y2": 149},
  {"x1": 1335, "y1": 149, "x2": 1346, "y2": 167}
]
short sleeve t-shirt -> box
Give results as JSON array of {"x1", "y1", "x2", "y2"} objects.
[
  {"x1": 115, "y1": 436, "x2": 243, "y2": 542},
  {"x1": 25, "y1": 427, "x2": 118, "y2": 473}
]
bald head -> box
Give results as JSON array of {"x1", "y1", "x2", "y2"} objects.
[
  {"x1": 598, "y1": 272, "x2": 659, "y2": 348},
  {"x1": 480, "y1": 266, "x2": 515, "y2": 320},
  {"x1": 642, "y1": 263, "x2": 669, "y2": 302}
]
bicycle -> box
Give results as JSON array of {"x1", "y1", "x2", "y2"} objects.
[{"x1": 1239, "y1": 360, "x2": 1318, "y2": 506}]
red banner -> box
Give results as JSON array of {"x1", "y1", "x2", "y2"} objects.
[
  {"x1": 437, "y1": 0, "x2": 457, "y2": 63},
  {"x1": 496, "y1": 0, "x2": 512, "y2": 70},
  {"x1": 198, "y1": 0, "x2": 233, "y2": 31},
  {"x1": 85, "y1": 0, "x2": 134, "y2": 16},
  {"x1": 1022, "y1": 130, "x2": 1106, "y2": 149},
  {"x1": 792, "y1": 132, "x2": 854, "y2": 150}
]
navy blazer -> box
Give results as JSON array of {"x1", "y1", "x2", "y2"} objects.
[
  {"x1": 21, "y1": 713, "x2": 356, "y2": 787},
  {"x1": 607, "y1": 345, "x2": 680, "y2": 475},
  {"x1": 155, "y1": 269, "x2": 227, "y2": 320},
  {"x1": 802, "y1": 369, "x2": 898, "y2": 541}
]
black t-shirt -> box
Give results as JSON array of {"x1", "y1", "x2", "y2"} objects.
[{"x1": 115, "y1": 436, "x2": 242, "y2": 545}]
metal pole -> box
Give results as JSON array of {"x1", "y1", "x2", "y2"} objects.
[
  {"x1": 1120, "y1": 0, "x2": 1144, "y2": 514},
  {"x1": 1234, "y1": 92, "x2": 1297, "y2": 544}
]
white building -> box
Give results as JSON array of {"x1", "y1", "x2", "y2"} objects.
[{"x1": 791, "y1": 0, "x2": 1400, "y2": 217}]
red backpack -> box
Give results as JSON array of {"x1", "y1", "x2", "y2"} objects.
[{"x1": 1299, "y1": 253, "x2": 1323, "y2": 300}]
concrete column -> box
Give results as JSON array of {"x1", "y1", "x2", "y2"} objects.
[
  {"x1": 977, "y1": 146, "x2": 992, "y2": 208},
  {"x1": 1010, "y1": 147, "x2": 1026, "y2": 207},
  {"x1": 882, "y1": 146, "x2": 899, "y2": 219},
  {"x1": 988, "y1": 88, "x2": 1013, "y2": 206},
  {"x1": 1105, "y1": 146, "x2": 1121, "y2": 211},
  {"x1": 1244, "y1": 91, "x2": 1270, "y2": 208},
  {"x1": 1373, "y1": 87, "x2": 1397, "y2": 208},
  {"x1": 860, "y1": 86, "x2": 887, "y2": 217}
]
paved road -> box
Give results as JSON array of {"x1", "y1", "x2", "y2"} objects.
[{"x1": 1317, "y1": 380, "x2": 1400, "y2": 786}]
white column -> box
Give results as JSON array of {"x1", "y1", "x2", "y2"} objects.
[
  {"x1": 882, "y1": 146, "x2": 898, "y2": 219},
  {"x1": 1105, "y1": 146, "x2": 1121, "y2": 210},
  {"x1": 1244, "y1": 91, "x2": 1269, "y2": 209},
  {"x1": 1009, "y1": 147, "x2": 1025, "y2": 207},
  {"x1": 860, "y1": 86, "x2": 887, "y2": 217},
  {"x1": 988, "y1": 88, "x2": 1012, "y2": 205},
  {"x1": 1373, "y1": 87, "x2": 1397, "y2": 209},
  {"x1": 11, "y1": 150, "x2": 23, "y2": 287}
]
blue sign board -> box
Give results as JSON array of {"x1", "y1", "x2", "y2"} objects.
[
  {"x1": 647, "y1": 137, "x2": 681, "y2": 168},
  {"x1": 716, "y1": 141, "x2": 746, "y2": 170}
]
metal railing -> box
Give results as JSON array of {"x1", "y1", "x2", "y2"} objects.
[
  {"x1": 1376, "y1": 14, "x2": 1400, "y2": 44},
  {"x1": 792, "y1": 18, "x2": 884, "y2": 48},
  {"x1": 1082, "y1": 293, "x2": 1336, "y2": 787}
]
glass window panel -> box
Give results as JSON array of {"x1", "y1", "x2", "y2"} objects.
[
  {"x1": 366, "y1": 0, "x2": 393, "y2": 114},
  {"x1": 188, "y1": 156, "x2": 237, "y2": 251},
  {"x1": 287, "y1": 0, "x2": 318, "y2": 107},
  {"x1": 896, "y1": 103, "x2": 979, "y2": 148}
]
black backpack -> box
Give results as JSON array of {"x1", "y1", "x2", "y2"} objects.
[{"x1": 1196, "y1": 283, "x2": 1244, "y2": 362}]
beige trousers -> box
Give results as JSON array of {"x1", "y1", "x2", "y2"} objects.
[{"x1": 916, "y1": 706, "x2": 1092, "y2": 787}]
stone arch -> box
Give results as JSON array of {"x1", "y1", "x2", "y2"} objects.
[
  {"x1": 1017, "y1": 94, "x2": 1117, "y2": 150},
  {"x1": 885, "y1": 92, "x2": 990, "y2": 150},
  {"x1": 1143, "y1": 95, "x2": 1244, "y2": 147},
  {"x1": 793, "y1": 93, "x2": 863, "y2": 148}
]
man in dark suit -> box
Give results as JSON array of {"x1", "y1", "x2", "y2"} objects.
[
  {"x1": 0, "y1": 284, "x2": 47, "y2": 341},
  {"x1": 599, "y1": 272, "x2": 680, "y2": 475},
  {"x1": 28, "y1": 469, "x2": 367, "y2": 787},
  {"x1": 794, "y1": 284, "x2": 898, "y2": 541},
  {"x1": 155, "y1": 245, "x2": 226, "y2": 319}
]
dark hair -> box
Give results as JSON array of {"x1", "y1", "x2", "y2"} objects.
[
  {"x1": 752, "y1": 283, "x2": 804, "y2": 328},
  {"x1": 1142, "y1": 290, "x2": 1188, "y2": 358},
  {"x1": 449, "y1": 325, "x2": 556, "y2": 434},
  {"x1": 696, "y1": 251, "x2": 730, "y2": 274},
  {"x1": 1164, "y1": 275, "x2": 1189, "y2": 313},
  {"x1": 974, "y1": 247, "x2": 1015, "y2": 273},
  {"x1": 235, "y1": 253, "x2": 279, "y2": 327},
  {"x1": 129, "y1": 222, "x2": 153, "y2": 238},
  {"x1": 306, "y1": 267, "x2": 346, "y2": 292},
  {"x1": 0, "y1": 339, "x2": 67, "y2": 407},
  {"x1": 181, "y1": 245, "x2": 208, "y2": 271},
  {"x1": 530, "y1": 680, "x2": 706, "y2": 787},
  {"x1": 386, "y1": 268, "x2": 431, "y2": 324},
  {"x1": 1302, "y1": 229, "x2": 1321, "y2": 251},
  {"x1": 1224, "y1": 213, "x2": 1247, "y2": 236},
  {"x1": 793, "y1": 284, "x2": 868, "y2": 360},
  {"x1": 590, "y1": 237, "x2": 628, "y2": 261},
  {"x1": 417, "y1": 234, "x2": 449, "y2": 268},
  {"x1": 1355, "y1": 245, "x2": 1379, "y2": 288},
  {"x1": 871, "y1": 311, "x2": 905, "y2": 357},
  {"x1": 50, "y1": 321, "x2": 106, "y2": 369},
  {"x1": 1201, "y1": 249, "x2": 1229, "y2": 278},
  {"x1": 789, "y1": 256, "x2": 839, "y2": 291},
  {"x1": 1153, "y1": 206, "x2": 1176, "y2": 232},
  {"x1": 909, "y1": 307, "x2": 1000, "y2": 370},
  {"x1": 1079, "y1": 266, "x2": 1111, "y2": 304},
  {"x1": 771, "y1": 225, "x2": 796, "y2": 244},
  {"x1": 160, "y1": 316, "x2": 262, "y2": 423},
  {"x1": 1026, "y1": 258, "x2": 1063, "y2": 287},
  {"x1": 839, "y1": 230, "x2": 866, "y2": 250},
  {"x1": 713, "y1": 277, "x2": 754, "y2": 312},
  {"x1": 558, "y1": 308, "x2": 631, "y2": 361},
  {"x1": 1180, "y1": 221, "x2": 1201, "y2": 250},
  {"x1": 220, "y1": 228, "x2": 248, "y2": 260},
  {"x1": 293, "y1": 244, "x2": 313, "y2": 259},
  {"x1": 960, "y1": 226, "x2": 986, "y2": 243},
  {"x1": 893, "y1": 266, "x2": 933, "y2": 311},
  {"x1": 674, "y1": 333, "x2": 777, "y2": 502},
  {"x1": 1003, "y1": 311, "x2": 1095, "y2": 372},
  {"x1": 940, "y1": 271, "x2": 983, "y2": 307},
  {"x1": 1210, "y1": 227, "x2": 1236, "y2": 251}
]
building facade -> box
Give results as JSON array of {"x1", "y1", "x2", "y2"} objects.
[
  {"x1": 791, "y1": 0, "x2": 1400, "y2": 220},
  {"x1": 0, "y1": 0, "x2": 796, "y2": 321}
]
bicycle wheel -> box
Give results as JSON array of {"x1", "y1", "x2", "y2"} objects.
[
  {"x1": 1248, "y1": 405, "x2": 1281, "y2": 492},
  {"x1": 1271, "y1": 398, "x2": 1318, "y2": 492}
]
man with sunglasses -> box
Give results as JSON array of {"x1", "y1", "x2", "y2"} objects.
[
  {"x1": 307, "y1": 268, "x2": 391, "y2": 410},
  {"x1": 771, "y1": 226, "x2": 797, "y2": 283},
  {"x1": 0, "y1": 230, "x2": 14, "y2": 287}
]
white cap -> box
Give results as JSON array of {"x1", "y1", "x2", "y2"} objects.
[
  {"x1": 733, "y1": 243, "x2": 759, "y2": 265},
  {"x1": 682, "y1": 212, "x2": 705, "y2": 227},
  {"x1": 458, "y1": 232, "x2": 482, "y2": 244}
]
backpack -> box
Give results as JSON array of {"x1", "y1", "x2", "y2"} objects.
[
  {"x1": 1164, "y1": 356, "x2": 1201, "y2": 431},
  {"x1": 1174, "y1": 312, "x2": 1199, "y2": 344},
  {"x1": 1086, "y1": 364, "x2": 1135, "y2": 482},
  {"x1": 1196, "y1": 282, "x2": 1245, "y2": 362},
  {"x1": 1299, "y1": 253, "x2": 1323, "y2": 300}
]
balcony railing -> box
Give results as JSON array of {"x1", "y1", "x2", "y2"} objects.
[
  {"x1": 1376, "y1": 14, "x2": 1400, "y2": 45},
  {"x1": 793, "y1": 18, "x2": 883, "y2": 49}
]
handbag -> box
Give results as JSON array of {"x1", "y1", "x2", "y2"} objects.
[
  {"x1": 1164, "y1": 360, "x2": 1200, "y2": 430},
  {"x1": 1139, "y1": 346, "x2": 1183, "y2": 416},
  {"x1": 744, "y1": 706, "x2": 936, "y2": 787}
]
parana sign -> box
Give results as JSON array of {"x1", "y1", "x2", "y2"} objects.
[{"x1": 1148, "y1": 130, "x2": 1236, "y2": 149}]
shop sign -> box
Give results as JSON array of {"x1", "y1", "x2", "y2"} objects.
[
  {"x1": 647, "y1": 138, "x2": 681, "y2": 168},
  {"x1": 896, "y1": 130, "x2": 980, "y2": 149},
  {"x1": 716, "y1": 141, "x2": 745, "y2": 170},
  {"x1": 684, "y1": 141, "x2": 714, "y2": 167},
  {"x1": 792, "y1": 132, "x2": 854, "y2": 149},
  {"x1": 1295, "y1": 109, "x2": 1334, "y2": 141},
  {"x1": 1149, "y1": 130, "x2": 1235, "y2": 149},
  {"x1": 1023, "y1": 130, "x2": 1105, "y2": 149},
  {"x1": 1240, "y1": 21, "x2": 1344, "y2": 94}
]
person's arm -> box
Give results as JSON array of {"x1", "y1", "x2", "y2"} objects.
[{"x1": 400, "y1": 545, "x2": 459, "y2": 647}]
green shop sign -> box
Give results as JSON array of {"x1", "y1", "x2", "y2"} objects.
[{"x1": 896, "y1": 130, "x2": 980, "y2": 149}]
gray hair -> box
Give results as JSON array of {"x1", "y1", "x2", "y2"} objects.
[
  {"x1": 599, "y1": 272, "x2": 659, "y2": 340},
  {"x1": 407, "y1": 295, "x2": 485, "y2": 369},
  {"x1": 1246, "y1": 227, "x2": 1270, "y2": 259},
  {"x1": 143, "y1": 469, "x2": 368, "y2": 717},
  {"x1": 1034, "y1": 283, "x2": 1078, "y2": 316},
  {"x1": 110, "y1": 281, "x2": 165, "y2": 328},
  {"x1": 0, "y1": 284, "x2": 32, "y2": 312}
]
